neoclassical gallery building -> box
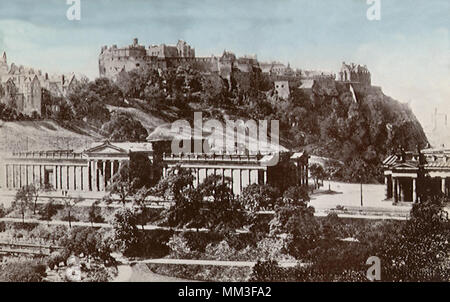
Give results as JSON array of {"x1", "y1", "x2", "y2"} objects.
[
  {"x1": 383, "y1": 146, "x2": 450, "y2": 202},
  {"x1": 0, "y1": 140, "x2": 309, "y2": 196}
]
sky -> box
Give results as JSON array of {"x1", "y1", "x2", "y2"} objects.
[{"x1": 0, "y1": 0, "x2": 448, "y2": 128}]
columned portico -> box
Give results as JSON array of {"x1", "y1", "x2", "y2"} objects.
[{"x1": 0, "y1": 141, "x2": 305, "y2": 198}]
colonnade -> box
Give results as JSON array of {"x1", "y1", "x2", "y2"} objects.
[
  {"x1": 1, "y1": 159, "x2": 125, "y2": 193},
  {"x1": 164, "y1": 165, "x2": 267, "y2": 195}
]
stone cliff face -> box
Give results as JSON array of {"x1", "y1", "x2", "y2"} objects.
[{"x1": 297, "y1": 79, "x2": 428, "y2": 180}]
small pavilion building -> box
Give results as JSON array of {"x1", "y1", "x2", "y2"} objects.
[{"x1": 383, "y1": 146, "x2": 450, "y2": 202}]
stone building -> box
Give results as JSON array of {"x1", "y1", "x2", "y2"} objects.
[
  {"x1": 0, "y1": 52, "x2": 41, "y2": 115},
  {"x1": 98, "y1": 39, "x2": 261, "y2": 81},
  {"x1": 0, "y1": 51, "x2": 77, "y2": 116},
  {"x1": 338, "y1": 62, "x2": 371, "y2": 86},
  {"x1": 0, "y1": 140, "x2": 308, "y2": 196},
  {"x1": 383, "y1": 146, "x2": 450, "y2": 202}
]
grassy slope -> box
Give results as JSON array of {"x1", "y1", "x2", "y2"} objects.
[{"x1": 0, "y1": 120, "x2": 100, "y2": 154}]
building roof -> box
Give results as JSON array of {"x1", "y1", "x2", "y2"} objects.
[{"x1": 82, "y1": 141, "x2": 153, "y2": 154}]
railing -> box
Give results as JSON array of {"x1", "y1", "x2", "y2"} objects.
[
  {"x1": 163, "y1": 153, "x2": 269, "y2": 163},
  {"x1": 0, "y1": 241, "x2": 63, "y2": 256},
  {"x1": 9, "y1": 150, "x2": 83, "y2": 159}
]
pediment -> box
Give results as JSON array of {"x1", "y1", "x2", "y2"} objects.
[
  {"x1": 392, "y1": 162, "x2": 417, "y2": 169},
  {"x1": 84, "y1": 142, "x2": 127, "y2": 154}
]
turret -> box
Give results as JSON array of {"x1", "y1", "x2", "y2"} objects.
[{"x1": 1, "y1": 51, "x2": 6, "y2": 64}]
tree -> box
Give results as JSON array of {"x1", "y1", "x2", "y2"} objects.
[
  {"x1": 61, "y1": 227, "x2": 115, "y2": 265},
  {"x1": 88, "y1": 200, "x2": 105, "y2": 226},
  {"x1": 198, "y1": 175, "x2": 246, "y2": 233},
  {"x1": 107, "y1": 155, "x2": 155, "y2": 206},
  {"x1": 107, "y1": 162, "x2": 136, "y2": 206},
  {"x1": 39, "y1": 199, "x2": 58, "y2": 223},
  {"x1": 133, "y1": 187, "x2": 152, "y2": 230},
  {"x1": 349, "y1": 157, "x2": 369, "y2": 206},
  {"x1": 282, "y1": 185, "x2": 309, "y2": 205},
  {"x1": 269, "y1": 203, "x2": 319, "y2": 258},
  {"x1": 27, "y1": 184, "x2": 41, "y2": 215},
  {"x1": 13, "y1": 186, "x2": 33, "y2": 223},
  {"x1": 250, "y1": 260, "x2": 285, "y2": 282},
  {"x1": 0, "y1": 261, "x2": 47, "y2": 282},
  {"x1": 240, "y1": 184, "x2": 280, "y2": 211},
  {"x1": 309, "y1": 164, "x2": 326, "y2": 190},
  {"x1": 112, "y1": 208, "x2": 140, "y2": 255},
  {"x1": 153, "y1": 166, "x2": 194, "y2": 202},
  {"x1": 62, "y1": 195, "x2": 83, "y2": 228},
  {"x1": 100, "y1": 112, "x2": 148, "y2": 142},
  {"x1": 165, "y1": 187, "x2": 204, "y2": 231},
  {"x1": 377, "y1": 197, "x2": 450, "y2": 281}
]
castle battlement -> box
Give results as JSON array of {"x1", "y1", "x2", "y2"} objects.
[{"x1": 338, "y1": 61, "x2": 371, "y2": 86}]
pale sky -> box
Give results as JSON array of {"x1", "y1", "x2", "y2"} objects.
[{"x1": 0, "y1": 0, "x2": 448, "y2": 128}]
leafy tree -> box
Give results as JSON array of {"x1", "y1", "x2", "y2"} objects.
[
  {"x1": 165, "y1": 187, "x2": 205, "y2": 231},
  {"x1": 0, "y1": 261, "x2": 47, "y2": 282},
  {"x1": 61, "y1": 227, "x2": 115, "y2": 265},
  {"x1": 107, "y1": 162, "x2": 136, "y2": 207},
  {"x1": 39, "y1": 199, "x2": 58, "y2": 222},
  {"x1": 240, "y1": 183, "x2": 280, "y2": 211},
  {"x1": 198, "y1": 175, "x2": 246, "y2": 233},
  {"x1": 88, "y1": 200, "x2": 105, "y2": 226},
  {"x1": 62, "y1": 195, "x2": 83, "y2": 228},
  {"x1": 282, "y1": 185, "x2": 309, "y2": 204},
  {"x1": 107, "y1": 155, "x2": 155, "y2": 206},
  {"x1": 269, "y1": 202, "x2": 319, "y2": 259},
  {"x1": 101, "y1": 112, "x2": 148, "y2": 142},
  {"x1": 250, "y1": 260, "x2": 285, "y2": 282},
  {"x1": 349, "y1": 157, "x2": 370, "y2": 206},
  {"x1": 309, "y1": 163, "x2": 326, "y2": 190},
  {"x1": 13, "y1": 186, "x2": 33, "y2": 223},
  {"x1": 377, "y1": 197, "x2": 450, "y2": 281},
  {"x1": 153, "y1": 166, "x2": 194, "y2": 201},
  {"x1": 112, "y1": 208, "x2": 140, "y2": 255}
]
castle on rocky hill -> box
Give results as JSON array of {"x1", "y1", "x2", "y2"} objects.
[
  {"x1": 98, "y1": 39, "x2": 373, "y2": 94},
  {"x1": 99, "y1": 38, "x2": 297, "y2": 82},
  {"x1": 338, "y1": 62, "x2": 371, "y2": 86},
  {"x1": 0, "y1": 52, "x2": 77, "y2": 116}
]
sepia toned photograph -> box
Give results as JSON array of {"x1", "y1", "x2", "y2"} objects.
[{"x1": 0, "y1": 0, "x2": 448, "y2": 289}]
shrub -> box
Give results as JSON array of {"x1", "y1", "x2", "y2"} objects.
[
  {"x1": 0, "y1": 260, "x2": 47, "y2": 282},
  {"x1": 250, "y1": 260, "x2": 286, "y2": 282}
]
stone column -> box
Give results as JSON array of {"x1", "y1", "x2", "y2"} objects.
[
  {"x1": 239, "y1": 169, "x2": 243, "y2": 193},
  {"x1": 196, "y1": 168, "x2": 200, "y2": 188},
  {"x1": 82, "y1": 166, "x2": 88, "y2": 191},
  {"x1": 250, "y1": 169, "x2": 258, "y2": 185},
  {"x1": 3, "y1": 164, "x2": 8, "y2": 189},
  {"x1": 93, "y1": 160, "x2": 98, "y2": 192},
  {"x1": 412, "y1": 178, "x2": 417, "y2": 203},
  {"x1": 263, "y1": 169, "x2": 267, "y2": 184},
  {"x1": 111, "y1": 160, "x2": 115, "y2": 180},
  {"x1": 102, "y1": 160, "x2": 106, "y2": 191},
  {"x1": 53, "y1": 165, "x2": 58, "y2": 190},
  {"x1": 40, "y1": 165, "x2": 44, "y2": 187},
  {"x1": 393, "y1": 178, "x2": 398, "y2": 203},
  {"x1": 441, "y1": 177, "x2": 446, "y2": 195},
  {"x1": 75, "y1": 166, "x2": 81, "y2": 191},
  {"x1": 384, "y1": 176, "x2": 389, "y2": 199},
  {"x1": 66, "y1": 166, "x2": 72, "y2": 191}
]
